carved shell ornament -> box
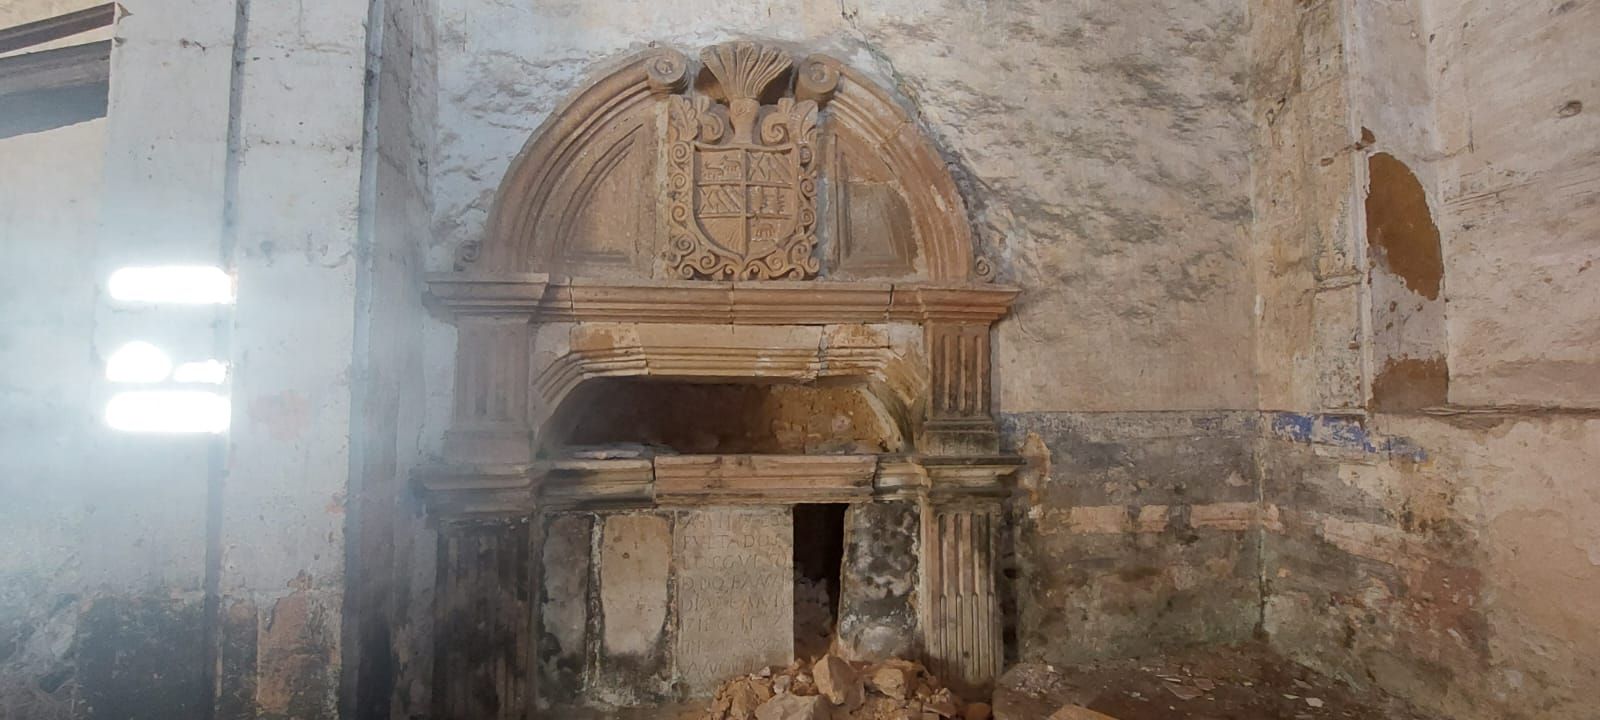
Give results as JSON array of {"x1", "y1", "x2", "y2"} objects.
[{"x1": 664, "y1": 42, "x2": 824, "y2": 280}]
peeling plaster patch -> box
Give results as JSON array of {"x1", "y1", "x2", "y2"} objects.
[
  {"x1": 257, "y1": 590, "x2": 338, "y2": 718},
  {"x1": 1271, "y1": 413, "x2": 1314, "y2": 443},
  {"x1": 1366, "y1": 153, "x2": 1443, "y2": 300},
  {"x1": 1265, "y1": 412, "x2": 1427, "y2": 462},
  {"x1": 1372, "y1": 357, "x2": 1449, "y2": 412}
]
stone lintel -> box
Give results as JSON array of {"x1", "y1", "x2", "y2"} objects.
[
  {"x1": 654, "y1": 454, "x2": 879, "y2": 505},
  {"x1": 416, "y1": 454, "x2": 1020, "y2": 517}
]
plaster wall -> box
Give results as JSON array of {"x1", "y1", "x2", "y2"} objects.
[
  {"x1": 1, "y1": 0, "x2": 388, "y2": 716},
  {"x1": 0, "y1": 117, "x2": 107, "y2": 720},
  {"x1": 1427, "y1": 0, "x2": 1600, "y2": 408},
  {"x1": 1251, "y1": 3, "x2": 1600, "y2": 719}
]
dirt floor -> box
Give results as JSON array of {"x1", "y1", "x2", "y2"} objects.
[
  {"x1": 992, "y1": 642, "x2": 1439, "y2": 720},
  {"x1": 549, "y1": 642, "x2": 1440, "y2": 719}
]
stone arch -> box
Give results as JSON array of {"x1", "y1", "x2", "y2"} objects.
[{"x1": 467, "y1": 43, "x2": 980, "y2": 282}]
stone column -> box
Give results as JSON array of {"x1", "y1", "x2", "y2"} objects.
[
  {"x1": 917, "y1": 460, "x2": 1015, "y2": 695},
  {"x1": 920, "y1": 502, "x2": 1003, "y2": 694}
]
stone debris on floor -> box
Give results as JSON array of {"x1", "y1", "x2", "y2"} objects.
[{"x1": 685, "y1": 655, "x2": 993, "y2": 720}]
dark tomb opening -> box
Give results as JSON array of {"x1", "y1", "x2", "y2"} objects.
[
  {"x1": 539, "y1": 378, "x2": 905, "y2": 456},
  {"x1": 792, "y1": 503, "x2": 848, "y2": 660}
]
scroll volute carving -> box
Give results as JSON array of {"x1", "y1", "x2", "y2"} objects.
[{"x1": 471, "y1": 41, "x2": 978, "y2": 283}]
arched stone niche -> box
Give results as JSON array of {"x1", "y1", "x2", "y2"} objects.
[
  {"x1": 460, "y1": 42, "x2": 985, "y2": 281},
  {"x1": 419, "y1": 41, "x2": 1020, "y2": 717}
]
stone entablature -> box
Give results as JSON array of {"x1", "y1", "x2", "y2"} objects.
[{"x1": 420, "y1": 453, "x2": 1020, "y2": 516}]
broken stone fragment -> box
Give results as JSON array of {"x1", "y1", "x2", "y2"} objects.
[
  {"x1": 963, "y1": 702, "x2": 992, "y2": 720},
  {"x1": 867, "y1": 659, "x2": 922, "y2": 700},
  {"x1": 724, "y1": 677, "x2": 776, "y2": 720},
  {"x1": 754, "y1": 693, "x2": 830, "y2": 720},
  {"x1": 1164, "y1": 683, "x2": 1203, "y2": 700},
  {"x1": 923, "y1": 688, "x2": 960, "y2": 717},
  {"x1": 1046, "y1": 705, "x2": 1120, "y2": 720},
  {"x1": 813, "y1": 654, "x2": 865, "y2": 710}
]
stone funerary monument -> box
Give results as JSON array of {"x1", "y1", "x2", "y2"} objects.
[{"x1": 420, "y1": 40, "x2": 1020, "y2": 716}]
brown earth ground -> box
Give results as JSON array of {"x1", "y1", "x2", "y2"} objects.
[
  {"x1": 990, "y1": 642, "x2": 1437, "y2": 720},
  {"x1": 552, "y1": 642, "x2": 1439, "y2": 719}
]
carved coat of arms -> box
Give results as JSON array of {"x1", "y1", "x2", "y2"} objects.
[{"x1": 665, "y1": 43, "x2": 821, "y2": 280}]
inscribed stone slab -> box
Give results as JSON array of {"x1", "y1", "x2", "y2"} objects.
[{"x1": 674, "y1": 507, "x2": 793, "y2": 694}]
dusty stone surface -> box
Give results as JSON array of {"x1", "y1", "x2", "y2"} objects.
[
  {"x1": 4, "y1": 1, "x2": 1599, "y2": 719},
  {"x1": 596, "y1": 513, "x2": 673, "y2": 701},
  {"x1": 0, "y1": 112, "x2": 106, "y2": 720},
  {"x1": 1045, "y1": 707, "x2": 1119, "y2": 720},
  {"x1": 548, "y1": 381, "x2": 903, "y2": 455},
  {"x1": 1425, "y1": 1, "x2": 1600, "y2": 407},
  {"x1": 1260, "y1": 412, "x2": 1600, "y2": 720},
  {"x1": 539, "y1": 514, "x2": 592, "y2": 704},
  {"x1": 835, "y1": 502, "x2": 919, "y2": 662},
  {"x1": 1001, "y1": 412, "x2": 1262, "y2": 665},
  {"x1": 600, "y1": 514, "x2": 671, "y2": 658}
]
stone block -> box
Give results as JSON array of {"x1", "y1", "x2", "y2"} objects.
[
  {"x1": 600, "y1": 513, "x2": 670, "y2": 658},
  {"x1": 837, "y1": 502, "x2": 918, "y2": 662},
  {"x1": 538, "y1": 514, "x2": 591, "y2": 704}
]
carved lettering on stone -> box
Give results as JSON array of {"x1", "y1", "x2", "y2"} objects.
[
  {"x1": 664, "y1": 42, "x2": 821, "y2": 280},
  {"x1": 674, "y1": 508, "x2": 794, "y2": 694}
]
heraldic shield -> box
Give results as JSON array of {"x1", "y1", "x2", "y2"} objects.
[{"x1": 665, "y1": 43, "x2": 822, "y2": 280}]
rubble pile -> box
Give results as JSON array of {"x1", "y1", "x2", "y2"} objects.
[{"x1": 695, "y1": 655, "x2": 993, "y2": 720}]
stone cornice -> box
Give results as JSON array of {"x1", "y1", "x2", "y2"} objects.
[{"x1": 425, "y1": 274, "x2": 1019, "y2": 325}]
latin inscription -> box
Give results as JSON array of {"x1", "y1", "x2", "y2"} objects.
[{"x1": 674, "y1": 508, "x2": 794, "y2": 694}]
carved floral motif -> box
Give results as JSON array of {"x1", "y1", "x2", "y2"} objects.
[{"x1": 664, "y1": 43, "x2": 821, "y2": 280}]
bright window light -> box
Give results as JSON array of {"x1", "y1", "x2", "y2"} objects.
[
  {"x1": 105, "y1": 391, "x2": 230, "y2": 434},
  {"x1": 108, "y1": 265, "x2": 235, "y2": 305},
  {"x1": 105, "y1": 341, "x2": 172, "y2": 383},
  {"x1": 173, "y1": 359, "x2": 229, "y2": 384}
]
